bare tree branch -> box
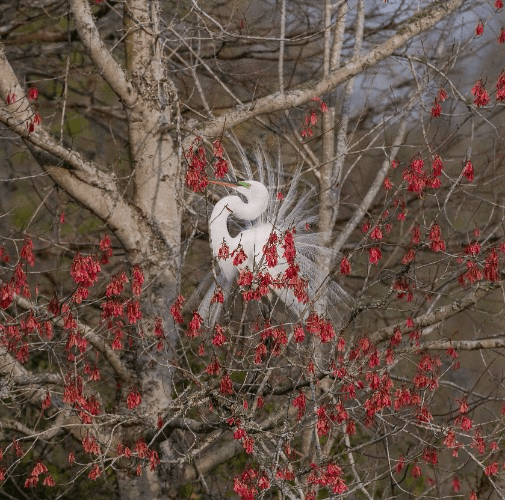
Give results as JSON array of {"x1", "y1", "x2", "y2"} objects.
[
  {"x1": 14, "y1": 293, "x2": 134, "y2": 384},
  {"x1": 422, "y1": 336, "x2": 505, "y2": 351},
  {"x1": 370, "y1": 280, "x2": 502, "y2": 345},
  {"x1": 68, "y1": 0, "x2": 137, "y2": 107},
  {"x1": 198, "y1": 0, "x2": 465, "y2": 137}
]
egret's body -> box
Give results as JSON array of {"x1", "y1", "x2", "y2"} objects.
[
  {"x1": 194, "y1": 155, "x2": 349, "y2": 325},
  {"x1": 209, "y1": 181, "x2": 287, "y2": 280}
]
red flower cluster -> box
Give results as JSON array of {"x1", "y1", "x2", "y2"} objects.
[
  {"x1": 82, "y1": 433, "x2": 100, "y2": 454},
  {"x1": 131, "y1": 265, "x2": 144, "y2": 295},
  {"x1": 485, "y1": 462, "x2": 499, "y2": 476},
  {"x1": 99, "y1": 234, "x2": 113, "y2": 263},
  {"x1": 21, "y1": 238, "x2": 35, "y2": 267},
  {"x1": 106, "y1": 272, "x2": 128, "y2": 297},
  {"x1": 293, "y1": 392, "x2": 306, "y2": 420},
  {"x1": 186, "y1": 311, "x2": 203, "y2": 338},
  {"x1": 233, "y1": 468, "x2": 269, "y2": 500},
  {"x1": 127, "y1": 387, "x2": 142, "y2": 409},
  {"x1": 28, "y1": 87, "x2": 39, "y2": 101},
  {"x1": 127, "y1": 299, "x2": 142, "y2": 324},
  {"x1": 402, "y1": 155, "x2": 443, "y2": 195},
  {"x1": 281, "y1": 228, "x2": 296, "y2": 264},
  {"x1": 88, "y1": 464, "x2": 101, "y2": 481},
  {"x1": 402, "y1": 248, "x2": 415, "y2": 265},
  {"x1": 84, "y1": 363, "x2": 100, "y2": 381},
  {"x1": 432, "y1": 154, "x2": 443, "y2": 176},
  {"x1": 70, "y1": 253, "x2": 101, "y2": 303},
  {"x1": 26, "y1": 112, "x2": 42, "y2": 133},
  {"x1": 316, "y1": 405, "x2": 331, "y2": 436},
  {"x1": 497, "y1": 72, "x2": 505, "y2": 101},
  {"x1": 101, "y1": 300, "x2": 123, "y2": 319},
  {"x1": 217, "y1": 241, "x2": 229, "y2": 260},
  {"x1": 211, "y1": 286, "x2": 224, "y2": 303},
  {"x1": 465, "y1": 241, "x2": 480, "y2": 255},
  {"x1": 459, "y1": 260, "x2": 482, "y2": 286},
  {"x1": 363, "y1": 374, "x2": 393, "y2": 423},
  {"x1": 471, "y1": 80, "x2": 489, "y2": 107},
  {"x1": 41, "y1": 390, "x2": 51, "y2": 410},
  {"x1": 301, "y1": 97, "x2": 328, "y2": 138},
  {"x1": 460, "y1": 245, "x2": 500, "y2": 286},
  {"x1": 370, "y1": 226, "x2": 383, "y2": 240},
  {"x1": 170, "y1": 294, "x2": 185, "y2": 324},
  {"x1": 220, "y1": 373, "x2": 233, "y2": 394},
  {"x1": 413, "y1": 353, "x2": 440, "y2": 390},
  {"x1": 306, "y1": 312, "x2": 336, "y2": 343},
  {"x1": 339, "y1": 256, "x2": 351, "y2": 275},
  {"x1": 233, "y1": 426, "x2": 254, "y2": 454},
  {"x1": 185, "y1": 138, "x2": 229, "y2": 189},
  {"x1": 185, "y1": 138, "x2": 209, "y2": 192},
  {"x1": 499, "y1": 28, "x2": 505, "y2": 44},
  {"x1": 205, "y1": 357, "x2": 221, "y2": 375},
  {"x1": 484, "y1": 248, "x2": 499, "y2": 281},
  {"x1": 428, "y1": 223, "x2": 446, "y2": 252},
  {"x1": 254, "y1": 342, "x2": 267, "y2": 364},
  {"x1": 24, "y1": 461, "x2": 54, "y2": 488},
  {"x1": 307, "y1": 463, "x2": 348, "y2": 495},
  {"x1": 235, "y1": 227, "x2": 310, "y2": 304},
  {"x1": 239, "y1": 269, "x2": 269, "y2": 301},
  {"x1": 63, "y1": 374, "x2": 85, "y2": 406},
  {"x1": 232, "y1": 246, "x2": 247, "y2": 267},
  {"x1": 471, "y1": 428, "x2": 485, "y2": 453},
  {"x1": 368, "y1": 246, "x2": 382, "y2": 264},
  {"x1": 475, "y1": 20, "x2": 484, "y2": 37},
  {"x1": 212, "y1": 139, "x2": 228, "y2": 178},
  {"x1": 430, "y1": 99, "x2": 441, "y2": 118},
  {"x1": 292, "y1": 323, "x2": 304, "y2": 343},
  {"x1": 212, "y1": 323, "x2": 226, "y2": 345},
  {"x1": 462, "y1": 159, "x2": 474, "y2": 182},
  {"x1": 262, "y1": 231, "x2": 279, "y2": 267}
]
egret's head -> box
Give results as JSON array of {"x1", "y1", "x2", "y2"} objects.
[{"x1": 209, "y1": 179, "x2": 266, "y2": 198}]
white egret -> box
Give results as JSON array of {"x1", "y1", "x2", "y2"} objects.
[
  {"x1": 188, "y1": 148, "x2": 349, "y2": 327},
  {"x1": 209, "y1": 180, "x2": 289, "y2": 281},
  {"x1": 205, "y1": 174, "x2": 349, "y2": 317}
]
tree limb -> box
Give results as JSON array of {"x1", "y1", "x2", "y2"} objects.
[
  {"x1": 0, "y1": 47, "x2": 173, "y2": 270},
  {"x1": 68, "y1": 0, "x2": 137, "y2": 108},
  {"x1": 421, "y1": 336, "x2": 505, "y2": 351},
  {"x1": 11, "y1": 289, "x2": 134, "y2": 384},
  {"x1": 370, "y1": 280, "x2": 502, "y2": 345},
  {"x1": 0, "y1": 47, "x2": 117, "y2": 190},
  {"x1": 198, "y1": 0, "x2": 465, "y2": 137}
]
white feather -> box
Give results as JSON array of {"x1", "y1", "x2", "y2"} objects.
[{"x1": 190, "y1": 147, "x2": 349, "y2": 327}]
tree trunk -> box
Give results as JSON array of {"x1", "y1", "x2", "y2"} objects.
[{"x1": 121, "y1": 1, "x2": 183, "y2": 497}]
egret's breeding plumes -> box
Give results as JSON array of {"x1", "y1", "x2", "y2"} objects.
[{"x1": 197, "y1": 155, "x2": 348, "y2": 326}]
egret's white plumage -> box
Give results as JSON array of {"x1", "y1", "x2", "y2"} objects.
[
  {"x1": 192, "y1": 147, "x2": 349, "y2": 328},
  {"x1": 209, "y1": 180, "x2": 289, "y2": 281},
  {"x1": 185, "y1": 146, "x2": 350, "y2": 329}
]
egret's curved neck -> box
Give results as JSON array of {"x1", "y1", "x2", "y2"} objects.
[
  {"x1": 209, "y1": 182, "x2": 269, "y2": 281},
  {"x1": 209, "y1": 195, "x2": 241, "y2": 256}
]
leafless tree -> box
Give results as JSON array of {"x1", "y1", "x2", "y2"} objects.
[{"x1": 0, "y1": 0, "x2": 505, "y2": 498}]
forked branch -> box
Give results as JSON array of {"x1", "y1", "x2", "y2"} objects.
[{"x1": 198, "y1": 0, "x2": 465, "y2": 138}]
